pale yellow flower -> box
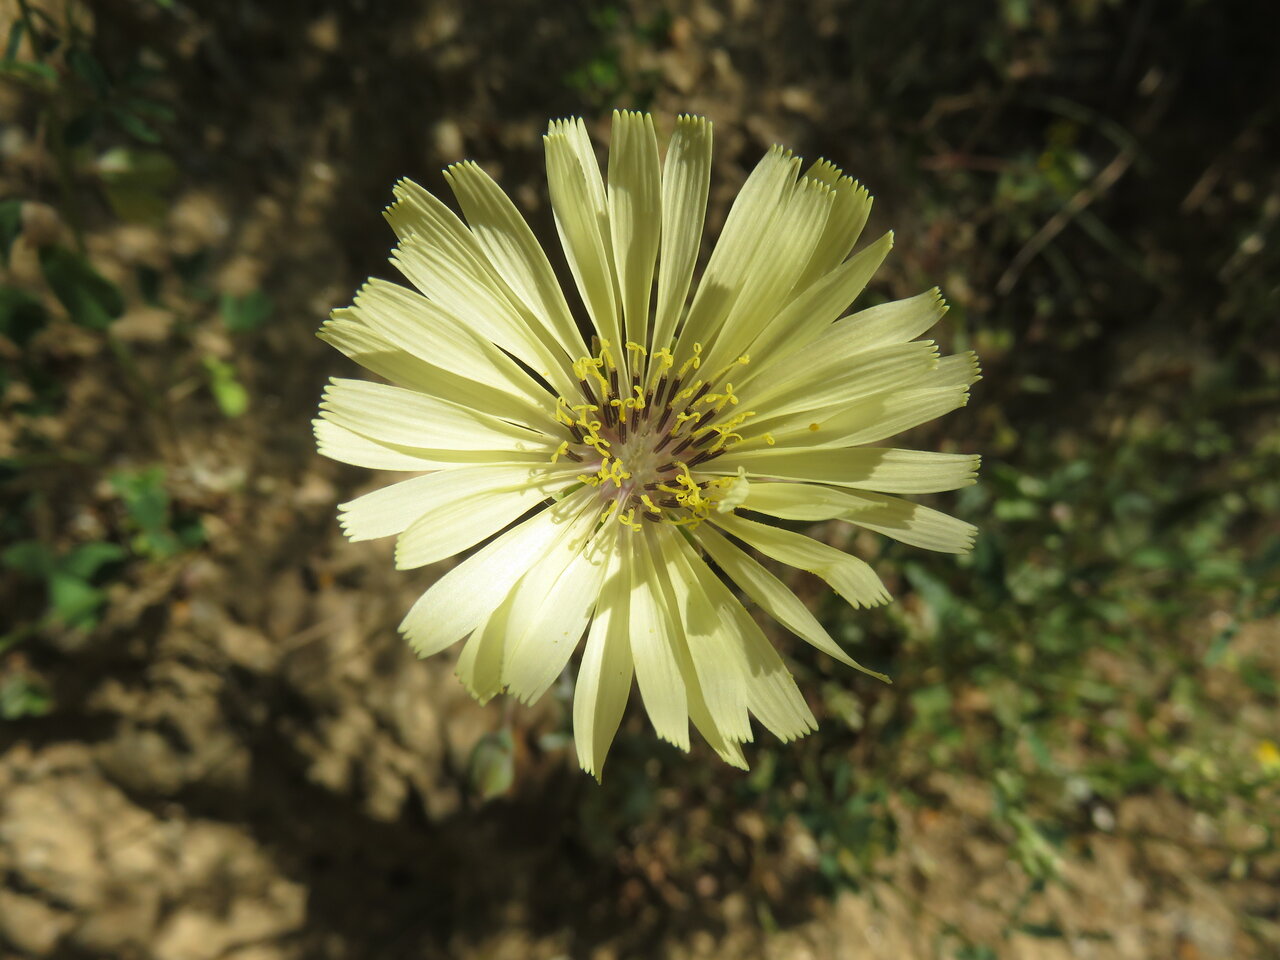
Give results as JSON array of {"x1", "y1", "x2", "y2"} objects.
[{"x1": 316, "y1": 113, "x2": 980, "y2": 777}]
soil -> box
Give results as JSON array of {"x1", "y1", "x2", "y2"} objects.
[{"x1": 2, "y1": 1, "x2": 1278, "y2": 958}]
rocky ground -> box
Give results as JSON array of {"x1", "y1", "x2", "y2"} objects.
[{"x1": 2, "y1": 1, "x2": 1277, "y2": 957}]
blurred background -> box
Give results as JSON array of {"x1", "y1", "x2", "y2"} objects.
[{"x1": 1, "y1": 1, "x2": 1277, "y2": 957}]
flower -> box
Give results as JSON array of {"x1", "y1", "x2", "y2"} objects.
[{"x1": 315, "y1": 112, "x2": 980, "y2": 777}]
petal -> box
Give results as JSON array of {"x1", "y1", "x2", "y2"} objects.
[
  {"x1": 741, "y1": 340, "x2": 940, "y2": 432},
  {"x1": 573, "y1": 546, "x2": 634, "y2": 779},
  {"x1": 676, "y1": 648, "x2": 751, "y2": 770},
  {"x1": 339, "y1": 463, "x2": 562, "y2": 543},
  {"x1": 444, "y1": 161, "x2": 589, "y2": 364},
  {"x1": 608, "y1": 110, "x2": 662, "y2": 350},
  {"x1": 313, "y1": 419, "x2": 450, "y2": 472},
  {"x1": 710, "y1": 512, "x2": 891, "y2": 611},
  {"x1": 502, "y1": 518, "x2": 614, "y2": 704},
  {"x1": 320, "y1": 378, "x2": 558, "y2": 454},
  {"x1": 651, "y1": 114, "x2": 712, "y2": 353},
  {"x1": 675, "y1": 145, "x2": 800, "y2": 354},
  {"x1": 318, "y1": 316, "x2": 444, "y2": 394},
  {"x1": 765, "y1": 352, "x2": 981, "y2": 448},
  {"x1": 680, "y1": 541, "x2": 817, "y2": 742},
  {"x1": 545, "y1": 118, "x2": 621, "y2": 351},
  {"x1": 833, "y1": 288, "x2": 949, "y2": 353},
  {"x1": 649, "y1": 525, "x2": 752, "y2": 744},
  {"x1": 701, "y1": 175, "x2": 835, "y2": 373},
  {"x1": 695, "y1": 524, "x2": 889, "y2": 681},
  {"x1": 746, "y1": 287, "x2": 950, "y2": 399},
  {"x1": 343, "y1": 278, "x2": 551, "y2": 421},
  {"x1": 455, "y1": 598, "x2": 510, "y2": 704},
  {"x1": 739, "y1": 230, "x2": 894, "y2": 378},
  {"x1": 398, "y1": 491, "x2": 592, "y2": 657},
  {"x1": 711, "y1": 447, "x2": 982, "y2": 495},
  {"x1": 394, "y1": 466, "x2": 573, "y2": 569},
  {"x1": 791, "y1": 161, "x2": 872, "y2": 294},
  {"x1": 742, "y1": 483, "x2": 977, "y2": 554},
  {"x1": 627, "y1": 528, "x2": 689, "y2": 749},
  {"x1": 386, "y1": 179, "x2": 577, "y2": 397}
]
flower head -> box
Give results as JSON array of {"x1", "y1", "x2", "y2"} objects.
[{"x1": 316, "y1": 113, "x2": 980, "y2": 777}]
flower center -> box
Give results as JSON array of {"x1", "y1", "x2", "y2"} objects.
[{"x1": 551, "y1": 339, "x2": 773, "y2": 530}]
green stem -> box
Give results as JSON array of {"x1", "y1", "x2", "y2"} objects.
[{"x1": 16, "y1": 0, "x2": 86, "y2": 253}]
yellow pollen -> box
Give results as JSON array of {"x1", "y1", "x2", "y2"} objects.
[
  {"x1": 809, "y1": 422, "x2": 820, "y2": 431},
  {"x1": 647, "y1": 348, "x2": 675, "y2": 391},
  {"x1": 674, "y1": 380, "x2": 703, "y2": 403},
  {"x1": 639, "y1": 493, "x2": 662, "y2": 514},
  {"x1": 617, "y1": 508, "x2": 642, "y2": 532},
  {"x1": 599, "y1": 338, "x2": 617, "y2": 371},
  {"x1": 551, "y1": 440, "x2": 570, "y2": 463},
  {"x1": 676, "y1": 342, "x2": 703, "y2": 379}
]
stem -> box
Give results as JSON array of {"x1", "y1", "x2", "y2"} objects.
[{"x1": 16, "y1": 0, "x2": 87, "y2": 252}]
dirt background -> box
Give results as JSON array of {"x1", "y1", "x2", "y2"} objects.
[{"x1": 2, "y1": 1, "x2": 1278, "y2": 958}]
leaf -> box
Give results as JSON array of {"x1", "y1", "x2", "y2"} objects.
[
  {"x1": 1, "y1": 540, "x2": 56, "y2": 578},
  {"x1": 67, "y1": 46, "x2": 110, "y2": 97},
  {"x1": 62, "y1": 110, "x2": 100, "y2": 150},
  {"x1": 468, "y1": 730, "x2": 515, "y2": 801},
  {"x1": 111, "y1": 466, "x2": 181, "y2": 558},
  {"x1": 3, "y1": 20, "x2": 24, "y2": 62},
  {"x1": 38, "y1": 245, "x2": 124, "y2": 329},
  {"x1": 220, "y1": 289, "x2": 273, "y2": 333},
  {"x1": 97, "y1": 147, "x2": 177, "y2": 223},
  {"x1": 203, "y1": 355, "x2": 249, "y2": 418},
  {"x1": 48, "y1": 571, "x2": 106, "y2": 627},
  {"x1": 0, "y1": 199, "x2": 21, "y2": 266},
  {"x1": 112, "y1": 467, "x2": 169, "y2": 530},
  {"x1": 62, "y1": 541, "x2": 127, "y2": 580},
  {"x1": 0, "y1": 675, "x2": 52, "y2": 720},
  {"x1": 0, "y1": 59, "x2": 57, "y2": 85},
  {"x1": 111, "y1": 105, "x2": 161, "y2": 144},
  {"x1": 0, "y1": 286, "x2": 48, "y2": 345}
]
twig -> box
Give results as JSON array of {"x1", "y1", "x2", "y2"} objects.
[{"x1": 996, "y1": 148, "x2": 1135, "y2": 296}]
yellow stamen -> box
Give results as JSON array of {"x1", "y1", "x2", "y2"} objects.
[
  {"x1": 647, "y1": 348, "x2": 675, "y2": 391},
  {"x1": 676, "y1": 342, "x2": 703, "y2": 379}
]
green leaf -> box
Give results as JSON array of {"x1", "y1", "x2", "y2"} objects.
[
  {"x1": 468, "y1": 730, "x2": 515, "y2": 801},
  {"x1": 112, "y1": 467, "x2": 169, "y2": 532},
  {"x1": 62, "y1": 541, "x2": 127, "y2": 580},
  {"x1": 203, "y1": 355, "x2": 249, "y2": 418},
  {"x1": 48, "y1": 571, "x2": 105, "y2": 626},
  {"x1": 0, "y1": 286, "x2": 48, "y2": 345},
  {"x1": 111, "y1": 466, "x2": 183, "y2": 558},
  {"x1": 125, "y1": 97, "x2": 175, "y2": 123},
  {"x1": 67, "y1": 46, "x2": 110, "y2": 97},
  {"x1": 0, "y1": 59, "x2": 57, "y2": 85},
  {"x1": 111, "y1": 105, "x2": 162, "y2": 145},
  {"x1": 1, "y1": 540, "x2": 56, "y2": 578},
  {"x1": 62, "y1": 110, "x2": 100, "y2": 150},
  {"x1": 38, "y1": 245, "x2": 124, "y2": 329},
  {"x1": 220, "y1": 289, "x2": 273, "y2": 333},
  {"x1": 3, "y1": 20, "x2": 24, "y2": 62},
  {"x1": 0, "y1": 199, "x2": 21, "y2": 266},
  {"x1": 0, "y1": 674, "x2": 52, "y2": 720},
  {"x1": 97, "y1": 147, "x2": 177, "y2": 223}
]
